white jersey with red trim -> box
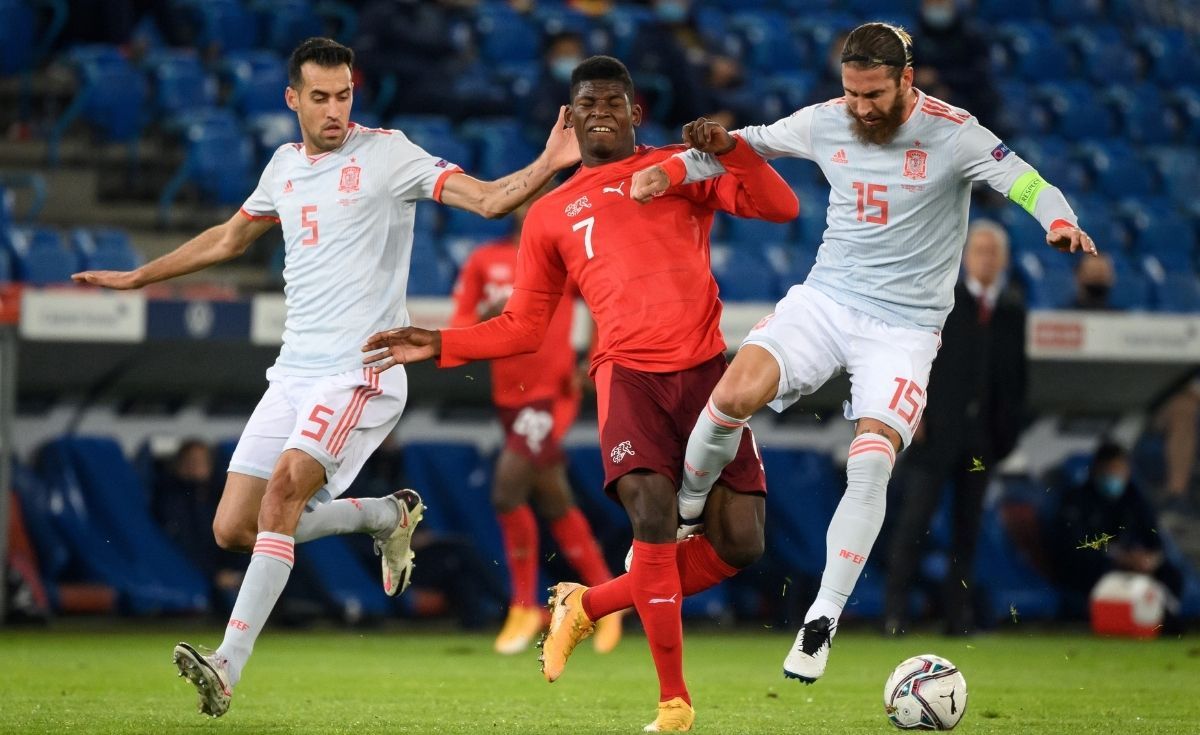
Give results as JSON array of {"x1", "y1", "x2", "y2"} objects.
[
  {"x1": 242, "y1": 122, "x2": 461, "y2": 376},
  {"x1": 680, "y1": 90, "x2": 1062, "y2": 331}
]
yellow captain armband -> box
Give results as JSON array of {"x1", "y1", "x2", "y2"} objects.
[{"x1": 1008, "y1": 171, "x2": 1049, "y2": 216}]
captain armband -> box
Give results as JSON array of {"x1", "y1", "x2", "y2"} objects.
[{"x1": 1007, "y1": 171, "x2": 1050, "y2": 216}]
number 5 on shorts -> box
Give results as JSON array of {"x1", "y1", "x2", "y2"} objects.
[
  {"x1": 301, "y1": 405, "x2": 335, "y2": 442},
  {"x1": 888, "y1": 378, "x2": 925, "y2": 427}
]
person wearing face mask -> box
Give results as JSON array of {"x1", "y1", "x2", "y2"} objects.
[
  {"x1": 1072, "y1": 252, "x2": 1117, "y2": 310},
  {"x1": 1048, "y1": 441, "x2": 1185, "y2": 630},
  {"x1": 914, "y1": 0, "x2": 1001, "y2": 135},
  {"x1": 882, "y1": 220, "x2": 1028, "y2": 636},
  {"x1": 627, "y1": 0, "x2": 716, "y2": 127},
  {"x1": 530, "y1": 33, "x2": 588, "y2": 129}
]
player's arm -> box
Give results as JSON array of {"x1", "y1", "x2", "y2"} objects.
[
  {"x1": 956, "y1": 121, "x2": 1097, "y2": 256},
  {"x1": 672, "y1": 123, "x2": 798, "y2": 222},
  {"x1": 632, "y1": 108, "x2": 816, "y2": 202},
  {"x1": 71, "y1": 210, "x2": 276, "y2": 289},
  {"x1": 437, "y1": 106, "x2": 580, "y2": 219}
]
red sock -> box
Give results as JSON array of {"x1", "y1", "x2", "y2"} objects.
[
  {"x1": 497, "y1": 505, "x2": 538, "y2": 608},
  {"x1": 582, "y1": 536, "x2": 739, "y2": 619},
  {"x1": 630, "y1": 540, "x2": 689, "y2": 705},
  {"x1": 550, "y1": 508, "x2": 613, "y2": 587}
]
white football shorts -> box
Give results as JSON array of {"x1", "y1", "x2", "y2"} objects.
[
  {"x1": 742, "y1": 284, "x2": 940, "y2": 448},
  {"x1": 228, "y1": 365, "x2": 408, "y2": 502}
]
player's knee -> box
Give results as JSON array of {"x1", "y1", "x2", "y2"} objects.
[
  {"x1": 212, "y1": 516, "x2": 254, "y2": 552},
  {"x1": 618, "y1": 475, "x2": 676, "y2": 542},
  {"x1": 712, "y1": 529, "x2": 764, "y2": 569},
  {"x1": 711, "y1": 371, "x2": 772, "y2": 420}
]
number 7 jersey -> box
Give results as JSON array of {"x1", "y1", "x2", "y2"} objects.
[
  {"x1": 679, "y1": 90, "x2": 1070, "y2": 331},
  {"x1": 241, "y1": 123, "x2": 462, "y2": 377}
]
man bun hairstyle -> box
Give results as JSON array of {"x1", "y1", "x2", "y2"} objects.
[
  {"x1": 570, "y1": 55, "x2": 635, "y2": 100},
  {"x1": 841, "y1": 22, "x2": 913, "y2": 81},
  {"x1": 288, "y1": 37, "x2": 354, "y2": 89}
]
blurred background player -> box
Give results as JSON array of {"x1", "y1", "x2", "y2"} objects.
[
  {"x1": 71, "y1": 37, "x2": 581, "y2": 717},
  {"x1": 883, "y1": 220, "x2": 1028, "y2": 636},
  {"x1": 449, "y1": 197, "x2": 623, "y2": 655},
  {"x1": 632, "y1": 21, "x2": 1097, "y2": 683},
  {"x1": 363, "y1": 56, "x2": 797, "y2": 732}
]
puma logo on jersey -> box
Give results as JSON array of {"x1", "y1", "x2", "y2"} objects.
[
  {"x1": 565, "y1": 195, "x2": 592, "y2": 217},
  {"x1": 603, "y1": 181, "x2": 626, "y2": 196},
  {"x1": 831, "y1": 149, "x2": 848, "y2": 164},
  {"x1": 610, "y1": 440, "x2": 636, "y2": 464}
]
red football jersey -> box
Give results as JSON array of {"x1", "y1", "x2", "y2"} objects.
[
  {"x1": 450, "y1": 238, "x2": 577, "y2": 407},
  {"x1": 439, "y1": 140, "x2": 798, "y2": 374}
]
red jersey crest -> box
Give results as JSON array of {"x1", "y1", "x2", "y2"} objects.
[
  {"x1": 903, "y1": 149, "x2": 927, "y2": 180},
  {"x1": 338, "y1": 165, "x2": 361, "y2": 193}
]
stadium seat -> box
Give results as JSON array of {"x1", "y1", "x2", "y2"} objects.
[
  {"x1": 973, "y1": 504, "x2": 1060, "y2": 623},
  {"x1": 997, "y1": 22, "x2": 1075, "y2": 82},
  {"x1": 1078, "y1": 139, "x2": 1157, "y2": 201},
  {"x1": 729, "y1": 11, "x2": 807, "y2": 74},
  {"x1": 0, "y1": 0, "x2": 35, "y2": 75},
  {"x1": 6, "y1": 226, "x2": 76, "y2": 285},
  {"x1": 1036, "y1": 81, "x2": 1116, "y2": 140},
  {"x1": 475, "y1": 3, "x2": 540, "y2": 64},
  {"x1": 147, "y1": 49, "x2": 217, "y2": 120},
  {"x1": 189, "y1": 0, "x2": 259, "y2": 54},
  {"x1": 408, "y1": 242, "x2": 457, "y2": 297},
  {"x1": 47, "y1": 49, "x2": 148, "y2": 162},
  {"x1": 711, "y1": 244, "x2": 783, "y2": 302},
  {"x1": 723, "y1": 214, "x2": 793, "y2": 248},
  {"x1": 995, "y1": 80, "x2": 1052, "y2": 137},
  {"x1": 295, "y1": 537, "x2": 397, "y2": 620},
  {"x1": 223, "y1": 50, "x2": 290, "y2": 116},
  {"x1": 1154, "y1": 272, "x2": 1200, "y2": 313},
  {"x1": 389, "y1": 115, "x2": 455, "y2": 141},
  {"x1": 530, "y1": 4, "x2": 593, "y2": 37},
  {"x1": 158, "y1": 110, "x2": 255, "y2": 221},
  {"x1": 1135, "y1": 27, "x2": 1200, "y2": 87},
  {"x1": 761, "y1": 449, "x2": 840, "y2": 578},
  {"x1": 1015, "y1": 250, "x2": 1076, "y2": 310},
  {"x1": 1063, "y1": 25, "x2": 1139, "y2": 85},
  {"x1": 1107, "y1": 84, "x2": 1176, "y2": 145},
  {"x1": 246, "y1": 111, "x2": 301, "y2": 164},
  {"x1": 604, "y1": 5, "x2": 656, "y2": 59},
  {"x1": 70, "y1": 228, "x2": 141, "y2": 272},
  {"x1": 255, "y1": 0, "x2": 324, "y2": 55},
  {"x1": 1108, "y1": 254, "x2": 1152, "y2": 311},
  {"x1": 1146, "y1": 146, "x2": 1200, "y2": 208}
]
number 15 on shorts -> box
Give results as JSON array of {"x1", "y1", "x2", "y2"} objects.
[{"x1": 889, "y1": 377, "x2": 926, "y2": 427}]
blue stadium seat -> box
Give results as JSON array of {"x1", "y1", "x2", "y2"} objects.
[
  {"x1": 190, "y1": 0, "x2": 259, "y2": 54},
  {"x1": 1108, "y1": 254, "x2": 1152, "y2": 311},
  {"x1": 462, "y1": 119, "x2": 537, "y2": 180},
  {"x1": 760, "y1": 449, "x2": 840, "y2": 578},
  {"x1": 401, "y1": 441, "x2": 504, "y2": 566},
  {"x1": 974, "y1": 0, "x2": 1042, "y2": 21},
  {"x1": 389, "y1": 115, "x2": 456, "y2": 142},
  {"x1": 711, "y1": 245, "x2": 782, "y2": 302},
  {"x1": 158, "y1": 110, "x2": 255, "y2": 222},
  {"x1": 531, "y1": 4, "x2": 593, "y2": 37},
  {"x1": 246, "y1": 111, "x2": 301, "y2": 165},
  {"x1": 475, "y1": 3, "x2": 540, "y2": 64},
  {"x1": 973, "y1": 504, "x2": 1060, "y2": 623},
  {"x1": 1171, "y1": 86, "x2": 1200, "y2": 144},
  {"x1": 6, "y1": 226, "x2": 76, "y2": 284},
  {"x1": 255, "y1": 0, "x2": 324, "y2": 54},
  {"x1": 994, "y1": 80, "x2": 1052, "y2": 137},
  {"x1": 408, "y1": 241, "x2": 456, "y2": 297},
  {"x1": 295, "y1": 536, "x2": 396, "y2": 619},
  {"x1": 1037, "y1": 81, "x2": 1116, "y2": 140},
  {"x1": 729, "y1": 11, "x2": 807, "y2": 73},
  {"x1": 1154, "y1": 272, "x2": 1200, "y2": 313},
  {"x1": 147, "y1": 49, "x2": 217, "y2": 119},
  {"x1": 0, "y1": 246, "x2": 10, "y2": 283},
  {"x1": 48, "y1": 48, "x2": 148, "y2": 162},
  {"x1": 1000, "y1": 208, "x2": 1049, "y2": 256},
  {"x1": 604, "y1": 5, "x2": 656, "y2": 59},
  {"x1": 723, "y1": 215, "x2": 793, "y2": 248},
  {"x1": 997, "y1": 22, "x2": 1075, "y2": 82},
  {"x1": 1078, "y1": 139, "x2": 1157, "y2": 200},
  {"x1": 1107, "y1": 84, "x2": 1176, "y2": 145},
  {"x1": 9, "y1": 463, "x2": 70, "y2": 604},
  {"x1": 1135, "y1": 27, "x2": 1200, "y2": 87},
  {"x1": 0, "y1": 0, "x2": 34, "y2": 75},
  {"x1": 1047, "y1": 0, "x2": 1105, "y2": 24},
  {"x1": 1146, "y1": 146, "x2": 1200, "y2": 209},
  {"x1": 70, "y1": 228, "x2": 140, "y2": 272},
  {"x1": 1063, "y1": 25, "x2": 1138, "y2": 85},
  {"x1": 1121, "y1": 199, "x2": 1197, "y2": 260},
  {"x1": 223, "y1": 50, "x2": 289, "y2": 116},
  {"x1": 1015, "y1": 250, "x2": 1075, "y2": 309}
]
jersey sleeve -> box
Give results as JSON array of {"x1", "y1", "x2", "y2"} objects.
[
  {"x1": 438, "y1": 208, "x2": 566, "y2": 367},
  {"x1": 680, "y1": 137, "x2": 799, "y2": 221},
  {"x1": 387, "y1": 131, "x2": 464, "y2": 203},
  {"x1": 240, "y1": 151, "x2": 281, "y2": 221},
  {"x1": 671, "y1": 106, "x2": 818, "y2": 185},
  {"x1": 954, "y1": 119, "x2": 1079, "y2": 231},
  {"x1": 448, "y1": 251, "x2": 484, "y2": 328}
]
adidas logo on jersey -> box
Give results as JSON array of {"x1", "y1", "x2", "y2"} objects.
[
  {"x1": 283, "y1": 180, "x2": 294, "y2": 193},
  {"x1": 831, "y1": 149, "x2": 848, "y2": 164}
]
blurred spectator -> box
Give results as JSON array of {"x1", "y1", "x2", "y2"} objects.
[
  {"x1": 529, "y1": 32, "x2": 588, "y2": 127},
  {"x1": 152, "y1": 439, "x2": 244, "y2": 606},
  {"x1": 1048, "y1": 441, "x2": 1185, "y2": 629},
  {"x1": 884, "y1": 220, "x2": 1027, "y2": 635},
  {"x1": 1072, "y1": 253, "x2": 1116, "y2": 310},
  {"x1": 627, "y1": 0, "x2": 715, "y2": 126},
  {"x1": 1156, "y1": 372, "x2": 1200, "y2": 519},
  {"x1": 914, "y1": 0, "x2": 1001, "y2": 133},
  {"x1": 707, "y1": 55, "x2": 759, "y2": 129}
]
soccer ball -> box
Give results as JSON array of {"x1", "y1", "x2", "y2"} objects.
[{"x1": 883, "y1": 654, "x2": 968, "y2": 730}]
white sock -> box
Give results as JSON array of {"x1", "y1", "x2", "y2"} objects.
[
  {"x1": 216, "y1": 532, "x2": 294, "y2": 686},
  {"x1": 294, "y1": 497, "x2": 398, "y2": 543},
  {"x1": 808, "y1": 433, "x2": 896, "y2": 625},
  {"x1": 679, "y1": 399, "x2": 749, "y2": 520}
]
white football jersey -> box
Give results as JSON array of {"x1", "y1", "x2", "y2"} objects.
[
  {"x1": 242, "y1": 123, "x2": 461, "y2": 376},
  {"x1": 680, "y1": 90, "x2": 1075, "y2": 331}
]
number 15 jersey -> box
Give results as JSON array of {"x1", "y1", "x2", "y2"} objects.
[{"x1": 241, "y1": 123, "x2": 462, "y2": 377}]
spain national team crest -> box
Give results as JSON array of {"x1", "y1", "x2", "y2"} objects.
[
  {"x1": 338, "y1": 165, "x2": 361, "y2": 193},
  {"x1": 903, "y1": 149, "x2": 928, "y2": 180}
]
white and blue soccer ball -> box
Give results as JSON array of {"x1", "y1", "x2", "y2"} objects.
[{"x1": 883, "y1": 654, "x2": 968, "y2": 730}]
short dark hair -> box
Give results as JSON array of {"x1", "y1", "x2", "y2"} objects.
[
  {"x1": 570, "y1": 55, "x2": 635, "y2": 100},
  {"x1": 288, "y1": 37, "x2": 354, "y2": 89},
  {"x1": 841, "y1": 22, "x2": 913, "y2": 81},
  {"x1": 1093, "y1": 440, "x2": 1129, "y2": 468}
]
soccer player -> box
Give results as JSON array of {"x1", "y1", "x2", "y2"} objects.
[
  {"x1": 362, "y1": 56, "x2": 798, "y2": 732},
  {"x1": 70, "y1": 37, "x2": 581, "y2": 717},
  {"x1": 630, "y1": 22, "x2": 1098, "y2": 683},
  {"x1": 450, "y1": 200, "x2": 623, "y2": 655}
]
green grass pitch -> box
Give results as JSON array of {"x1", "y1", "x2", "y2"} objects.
[{"x1": 1, "y1": 627, "x2": 1198, "y2": 734}]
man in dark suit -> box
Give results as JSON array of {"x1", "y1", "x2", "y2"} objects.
[{"x1": 883, "y1": 219, "x2": 1028, "y2": 635}]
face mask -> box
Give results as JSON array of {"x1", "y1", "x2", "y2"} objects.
[
  {"x1": 922, "y1": 6, "x2": 956, "y2": 29},
  {"x1": 656, "y1": 1, "x2": 688, "y2": 24},
  {"x1": 1084, "y1": 283, "x2": 1111, "y2": 302},
  {"x1": 551, "y1": 56, "x2": 581, "y2": 83},
  {"x1": 1099, "y1": 474, "x2": 1126, "y2": 499}
]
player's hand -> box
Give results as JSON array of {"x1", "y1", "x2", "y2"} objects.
[
  {"x1": 361, "y1": 327, "x2": 441, "y2": 373},
  {"x1": 543, "y1": 105, "x2": 581, "y2": 171},
  {"x1": 71, "y1": 270, "x2": 143, "y2": 290},
  {"x1": 1046, "y1": 224, "x2": 1097, "y2": 255},
  {"x1": 631, "y1": 165, "x2": 670, "y2": 203},
  {"x1": 681, "y1": 117, "x2": 736, "y2": 155}
]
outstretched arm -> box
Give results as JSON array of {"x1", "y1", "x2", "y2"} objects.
[
  {"x1": 362, "y1": 287, "x2": 560, "y2": 373},
  {"x1": 71, "y1": 210, "x2": 276, "y2": 289},
  {"x1": 671, "y1": 121, "x2": 798, "y2": 222},
  {"x1": 438, "y1": 106, "x2": 580, "y2": 219}
]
